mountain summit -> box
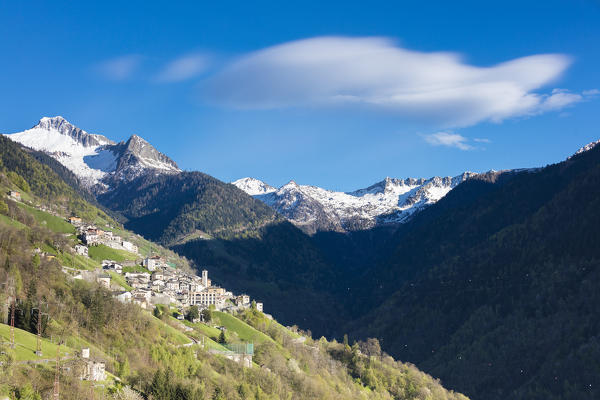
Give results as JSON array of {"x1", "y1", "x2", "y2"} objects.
[
  {"x1": 34, "y1": 116, "x2": 115, "y2": 147},
  {"x1": 108, "y1": 134, "x2": 180, "y2": 183},
  {"x1": 3, "y1": 116, "x2": 180, "y2": 191}
]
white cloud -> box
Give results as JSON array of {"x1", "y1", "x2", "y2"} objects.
[
  {"x1": 201, "y1": 36, "x2": 580, "y2": 127},
  {"x1": 423, "y1": 132, "x2": 474, "y2": 150},
  {"x1": 95, "y1": 55, "x2": 142, "y2": 81},
  {"x1": 582, "y1": 89, "x2": 600, "y2": 96},
  {"x1": 473, "y1": 138, "x2": 491, "y2": 143},
  {"x1": 536, "y1": 88, "x2": 583, "y2": 112},
  {"x1": 156, "y1": 53, "x2": 209, "y2": 82}
]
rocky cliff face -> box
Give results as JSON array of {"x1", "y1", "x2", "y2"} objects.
[{"x1": 108, "y1": 134, "x2": 181, "y2": 183}]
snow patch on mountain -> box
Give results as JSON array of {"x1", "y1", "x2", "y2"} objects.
[
  {"x1": 233, "y1": 173, "x2": 478, "y2": 233},
  {"x1": 84, "y1": 149, "x2": 119, "y2": 172}
]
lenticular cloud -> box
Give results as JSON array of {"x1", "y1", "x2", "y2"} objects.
[{"x1": 202, "y1": 36, "x2": 577, "y2": 127}]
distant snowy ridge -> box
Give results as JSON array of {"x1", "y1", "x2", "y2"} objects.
[
  {"x1": 3, "y1": 116, "x2": 180, "y2": 191},
  {"x1": 233, "y1": 173, "x2": 478, "y2": 234},
  {"x1": 233, "y1": 137, "x2": 600, "y2": 234},
  {"x1": 570, "y1": 138, "x2": 600, "y2": 159}
]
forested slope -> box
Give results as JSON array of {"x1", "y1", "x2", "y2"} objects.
[
  {"x1": 97, "y1": 171, "x2": 279, "y2": 244},
  {"x1": 347, "y1": 144, "x2": 600, "y2": 399}
]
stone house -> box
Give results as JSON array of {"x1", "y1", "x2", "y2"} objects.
[
  {"x1": 236, "y1": 294, "x2": 250, "y2": 306},
  {"x1": 80, "y1": 348, "x2": 106, "y2": 382},
  {"x1": 122, "y1": 240, "x2": 138, "y2": 253},
  {"x1": 143, "y1": 255, "x2": 163, "y2": 271},
  {"x1": 8, "y1": 191, "x2": 21, "y2": 201},
  {"x1": 74, "y1": 244, "x2": 88, "y2": 256},
  {"x1": 97, "y1": 274, "x2": 111, "y2": 289},
  {"x1": 115, "y1": 291, "x2": 132, "y2": 303},
  {"x1": 68, "y1": 216, "x2": 82, "y2": 225}
]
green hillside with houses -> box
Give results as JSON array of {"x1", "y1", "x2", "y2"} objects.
[{"x1": 0, "y1": 130, "x2": 467, "y2": 399}]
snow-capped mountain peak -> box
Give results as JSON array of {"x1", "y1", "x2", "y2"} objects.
[
  {"x1": 3, "y1": 116, "x2": 180, "y2": 191},
  {"x1": 98, "y1": 134, "x2": 180, "y2": 183},
  {"x1": 33, "y1": 116, "x2": 114, "y2": 147},
  {"x1": 281, "y1": 180, "x2": 300, "y2": 190},
  {"x1": 232, "y1": 178, "x2": 276, "y2": 196}
]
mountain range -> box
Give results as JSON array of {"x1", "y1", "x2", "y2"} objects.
[{"x1": 233, "y1": 174, "x2": 478, "y2": 234}]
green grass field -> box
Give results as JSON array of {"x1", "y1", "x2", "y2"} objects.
[
  {"x1": 58, "y1": 252, "x2": 100, "y2": 270},
  {"x1": 0, "y1": 323, "x2": 72, "y2": 361},
  {"x1": 213, "y1": 312, "x2": 275, "y2": 345},
  {"x1": 154, "y1": 318, "x2": 192, "y2": 346},
  {"x1": 122, "y1": 265, "x2": 150, "y2": 274},
  {"x1": 204, "y1": 337, "x2": 230, "y2": 352},
  {"x1": 17, "y1": 203, "x2": 75, "y2": 234},
  {"x1": 193, "y1": 322, "x2": 223, "y2": 341},
  {"x1": 166, "y1": 317, "x2": 233, "y2": 352},
  {"x1": 0, "y1": 213, "x2": 29, "y2": 230},
  {"x1": 270, "y1": 319, "x2": 302, "y2": 339},
  {"x1": 41, "y1": 242, "x2": 58, "y2": 255},
  {"x1": 88, "y1": 244, "x2": 138, "y2": 262},
  {"x1": 107, "y1": 271, "x2": 133, "y2": 291}
]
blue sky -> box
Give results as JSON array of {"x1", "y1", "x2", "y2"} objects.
[{"x1": 1, "y1": 0, "x2": 599, "y2": 191}]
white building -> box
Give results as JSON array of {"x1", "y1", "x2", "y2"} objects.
[
  {"x1": 103, "y1": 261, "x2": 122, "y2": 274},
  {"x1": 83, "y1": 231, "x2": 99, "y2": 245},
  {"x1": 80, "y1": 348, "x2": 106, "y2": 381},
  {"x1": 236, "y1": 294, "x2": 250, "y2": 306},
  {"x1": 122, "y1": 241, "x2": 138, "y2": 253},
  {"x1": 115, "y1": 291, "x2": 132, "y2": 303},
  {"x1": 81, "y1": 360, "x2": 106, "y2": 381},
  {"x1": 189, "y1": 287, "x2": 227, "y2": 308},
  {"x1": 151, "y1": 280, "x2": 165, "y2": 291},
  {"x1": 125, "y1": 272, "x2": 150, "y2": 281},
  {"x1": 69, "y1": 216, "x2": 82, "y2": 225},
  {"x1": 74, "y1": 244, "x2": 88, "y2": 256},
  {"x1": 8, "y1": 191, "x2": 21, "y2": 201},
  {"x1": 143, "y1": 256, "x2": 162, "y2": 271}
]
